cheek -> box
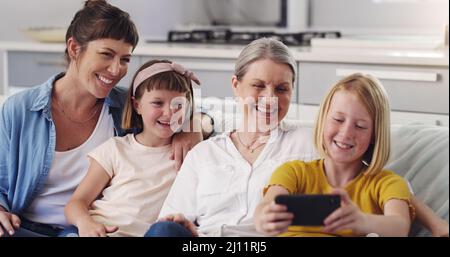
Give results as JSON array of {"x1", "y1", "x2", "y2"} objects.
[
  {"x1": 278, "y1": 95, "x2": 291, "y2": 108},
  {"x1": 361, "y1": 133, "x2": 373, "y2": 147},
  {"x1": 323, "y1": 122, "x2": 336, "y2": 140},
  {"x1": 120, "y1": 66, "x2": 128, "y2": 78},
  {"x1": 141, "y1": 108, "x2": 161, "y2": 120}
]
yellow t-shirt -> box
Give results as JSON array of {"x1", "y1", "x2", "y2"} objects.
[{"x1": 264, "y1": 159, "x2": 414, "y2": 237}]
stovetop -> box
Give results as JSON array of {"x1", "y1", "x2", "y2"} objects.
[{"x1": 148, "y1": 29, "x2": 341, "y2": 46}]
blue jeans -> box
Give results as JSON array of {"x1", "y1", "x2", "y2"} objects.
[
  {"x1": 3, "y1": 217, "x2": 65, "y2": 237},
  {"x1": 58, "y1": 225, "x2": 80, "y2": 237},
  {"x1": 145, "y1": 221, "x2": 195, "y2": 237}
]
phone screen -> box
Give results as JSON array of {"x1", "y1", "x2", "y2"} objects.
[{"x1": 275, "y1": 194, "x2": 341, "y2": 226}]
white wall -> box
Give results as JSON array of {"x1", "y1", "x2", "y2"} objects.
[
  {"x1": 0, "y1": 0, "x2": 82, "y2": 41},
  {"x1": 310, "y1": 0, "x2": 449, "y2": 35},
  {"x1": 0, "y1": 0, "x2": 204, "y2": 41}
]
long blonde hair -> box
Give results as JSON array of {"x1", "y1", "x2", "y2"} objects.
[{"x1": 313, "y1": 73, "x2": 391, "y2": 175}]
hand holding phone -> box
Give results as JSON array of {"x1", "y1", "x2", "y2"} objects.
[{"x1": 275, "y1": 194, "x2": 341, "y2": 226}]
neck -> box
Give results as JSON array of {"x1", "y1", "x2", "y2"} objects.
[
  {"x1": 135, "y1": 130, "x2": 172, "y2": 148},
  {"x1": 323, "y1": 158, "x2": 364, "y2": 188},
  {"x1": 236, "y1": 129, "x2": 270, "y2": 141},
  {"x1": 55, "y1": 71, "x2": 99, "y2": 111}
]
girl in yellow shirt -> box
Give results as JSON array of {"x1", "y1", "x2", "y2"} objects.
[{"x1": 254, "y1": 73, "x2": 415, "y2": 237}]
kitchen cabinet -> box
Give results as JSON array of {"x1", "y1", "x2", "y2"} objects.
[
  {"x1": 6, "y1": 51, "x2": 65, "y2": 94},
  {"x1": 288, "y1": 103, "x2": 449, "y2": 127},
  {"x1": 297, "y1": 61, "x2": 449, "y2": 125},
  {"x1": 298, "y1": 62, "x2": 449, "y2": 114}
]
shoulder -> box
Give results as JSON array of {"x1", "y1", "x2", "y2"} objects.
[
  {"x1": 281, "y1": 121, "x2": 314, "y2": 141},
  {"x1": 276, "y1": 159, "x2": 321, "y2": 173},
  {"x1": 2, "y1": 82, "x2": 52, "y2": 118},
  {"x1": 372, "y1": 169, "x2": 405, "y2": 181},
  {"x1": 3, "y1": 85, "x2": 43, "y2": 109},
  {"x1": 365, "y1": 169, "x2": 409, "y2": 190},
  {"x1": 181, "y1": 133, "x2": 229, "y2": 163},
  {"x1": 106, "y1": 134, "x2": 133, "y2": 148},
  {"x1": 193, "y1": 133, "x2": 227, "y2": 152},
  {"x1": 106, "y1": 86, "x2": 128, "y2": 107}
]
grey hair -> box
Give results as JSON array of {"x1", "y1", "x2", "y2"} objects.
[{"x1": 234, "y1": 37, "x2": 297, "y2": 82}]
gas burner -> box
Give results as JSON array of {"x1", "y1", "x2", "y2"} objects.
[{"x1": 166, "y1": 29, "x2": 341, "y2": 46}]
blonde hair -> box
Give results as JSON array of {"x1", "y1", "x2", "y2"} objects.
[
  {"x1": 313, "y1": 73, "x2": 391, "y2": 176},
  {"x1": 121, "y1": 59, "x2": 194, "y2": 130},
  {"x1": 235, "y1": 37, "x2": 296, "y2": 83}
]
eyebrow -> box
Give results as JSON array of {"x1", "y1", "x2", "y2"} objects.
[
  {"x1": 252, "y1": 79, "x2": 290, "y2": 86},
  {"x1": 103, "y1": 47, "x2": 132, "y2": 58},
  {"x1": 333, "y1": 112, "x2": 371, "y2": 122}
]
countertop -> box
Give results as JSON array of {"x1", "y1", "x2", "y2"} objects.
[{"x1": 0, "y1": 40, "x2": 448, "y2": 67}]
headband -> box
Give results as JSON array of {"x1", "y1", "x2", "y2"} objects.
[{"x1": 133, "y1": 62, "x2": 201, "y2": 96}]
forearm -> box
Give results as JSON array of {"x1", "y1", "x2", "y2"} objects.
[
  {"x1": 362, "y1": 214, "x2": 410, "y2": 237},
  {"x1": 64, "y1": 200, "x2": 95, "y2": 227},
  {"x1": 411, "y1": 195, "x2": 439, "y2": 229}
]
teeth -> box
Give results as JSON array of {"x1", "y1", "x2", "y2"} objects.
[
  {"x1": 158, "y1": 121, "x2": 170, "y2": 125},
  {"x1": 98, "y1": 75, "x2": 113, "y2": 85},
  {"x1": 256, "y1": 106, "x2": 277, "y2": 114},
  {"x1": 334, "y1": 141, "x2": 353, "y2": 149}
]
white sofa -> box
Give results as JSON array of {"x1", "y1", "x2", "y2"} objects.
[{"x1": 387, "y1": 123, "x2": 449, "y2": 236}]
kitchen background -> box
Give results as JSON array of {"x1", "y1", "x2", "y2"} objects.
[
  {"x1": 0, "y1": 0, "x2": 449, "y2": 126},
  {"x1": 0, "y1": 0, "x2": 448, "y2": 40}
]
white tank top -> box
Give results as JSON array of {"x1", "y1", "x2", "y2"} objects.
[{"x1": 22, "y1": 104, "x2": 115, "y2": 226}]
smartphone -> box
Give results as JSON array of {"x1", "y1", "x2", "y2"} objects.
[{"x1": 274, "y1": 194, "x2": 341, "y2": 226}]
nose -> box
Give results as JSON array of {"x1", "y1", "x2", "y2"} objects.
[
  {"x1": 163, "y1": 103, "x2": 174, "y2": 117},
  {"x1": 107, "y1": 58, "x2": 121, "y2": 76},
  {"x1": 339, "y1": 121, "x2": 356, "y2": 138},
  {"x1": 261, "y1": 86, "x2": 275, "y2": 98}
]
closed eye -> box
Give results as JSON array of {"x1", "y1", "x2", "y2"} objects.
[{"x1": 151, "y1": 101, "x2": 163, "y2": 106}]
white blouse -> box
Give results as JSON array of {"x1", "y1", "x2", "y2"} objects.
[{"x1": 159, "y1": 122, "x2": 318, "y2": 236}]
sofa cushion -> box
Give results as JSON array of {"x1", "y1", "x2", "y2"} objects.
[{"x1": 386, "y1": 123, "x2": 449, "y2": 237}]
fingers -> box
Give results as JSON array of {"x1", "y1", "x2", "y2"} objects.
[
  {"x1": 105, "y1": 226, "x2": 119, "y2": 234},
  {"x1": 167, "y1": 213, "x2": 198, "y2": 237},
  {"x1": 323, "y1": 214, "x2": 354, "y2": 233},
  {"x1": 159, "y1": 214, "x2": 175, "y2": 222},
  {"x1": 11, "y1": 214, "x2": 21, "y2": 229},
  {"x1": 0, "y1": 213, "x2": 16, "y2": 237},
  {"x1": 259, "y1": 203, "x2": 293, "y2": 235},
  {"x1": 173, "y1": 145, "x2": 183, "y2": 171},
  {"x1": 331, "y1": 188, "x2": 351, "y2": 205},
  {"x1": 262, "y1": 220, "x2": 292, "y2": 236}
]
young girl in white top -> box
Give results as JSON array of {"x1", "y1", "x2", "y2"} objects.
[{"x1": 62, "y1": 59, "x2": 200, "y2": 237}]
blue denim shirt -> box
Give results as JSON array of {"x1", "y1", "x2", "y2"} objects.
[{"x1": 0, "y1": 73, "x2": 130, "y2": 213}]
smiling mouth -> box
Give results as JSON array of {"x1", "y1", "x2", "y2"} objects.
[
  {"x1": 334, "y1": 140, "x2": 354, "y2": 149},
  {"x1": 255, "y1": 105, "x2": 278, "y2": 116},
  {"x1": 96, "y1": 74, "x2": 114, "y2": 87},
  {"x1": 157, "y1": 120, "x2": 179, "y2": 128}
]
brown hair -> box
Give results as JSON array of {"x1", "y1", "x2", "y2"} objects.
[
  {"x1": 121, "y1": 60, "x2": 194, "y2": 130},
  {"x1": 64, "y1": 0, "x2": 139, "y2": 63},
  {"x1": 313, "y1": 73, "x2": 391, "y2": 176}
]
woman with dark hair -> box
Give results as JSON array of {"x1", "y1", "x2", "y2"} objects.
[{"x1": 0, "y1": 0, "x2": 203, "y2": 237}]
